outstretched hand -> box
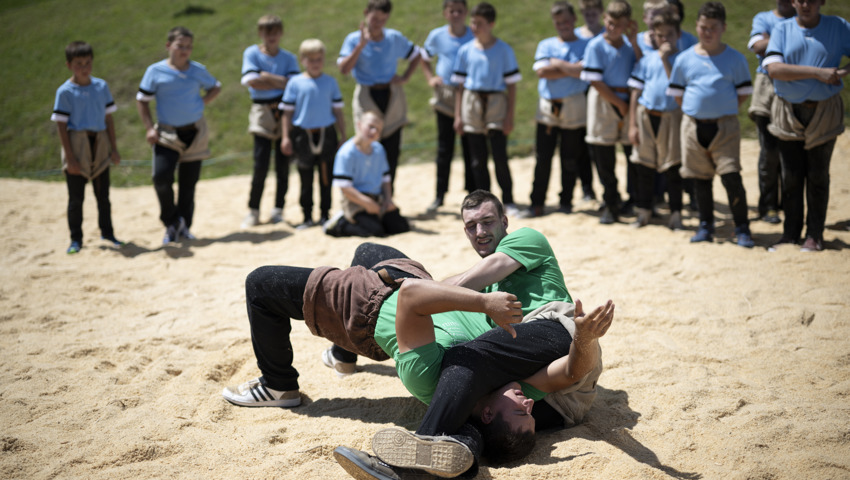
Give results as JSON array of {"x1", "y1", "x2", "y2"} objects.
[
  {"x1": 484, "y1": 291, "x2": 523, "y2": 338},
  {"x1": 573, "y1": 299, "x2": 614, "y2": 342}
]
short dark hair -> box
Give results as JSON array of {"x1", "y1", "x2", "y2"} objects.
[
  {"x1": 697, "y1": 1, "x2": 725, "y2": 23},
  {"x1": 470, "y1": 412, "x2": 536, "y2": 464},
  {"x1": 650, "y1": 7, "x2": 681, "y2": 31},
  {"x1": 665, "y1": 0, "x2": 685, "y2": 22},
  {"x1": 65, "y1": 41, "x2": 93, "y2": 62},
  {"x1": 470, "y1": 2, "x2": 496, "y2": 23},
  {"x1": 551, "y1": 1, "x2": 576, "y2": 17},
  {"x1": 606, "y1": 0, "x2": 632, "y2": 19},
  {"x1": 167, "y1": 26, "x2": 194, "y2": 43},
  {"x1": 461, "y1": 190, "x2": 504, "y2": 218},
  {"x1": 443, "y1": 0, "x2": 467, "y2": 9},
  {"x1": 366, "y1": 0, "x2": 392, "y2": 14}
]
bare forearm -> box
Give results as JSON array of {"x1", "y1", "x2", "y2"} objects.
[
  {"x1": 339, "y1": 44, "x2": 365, "y2": 75},
  {"x1": 767, "y1": 62, "x2": 828, "y2": 81},
  {"x1": 400, "y1": 279, "x2": 487, "y2": 316},
  {"x1": 203, "y1": 85, "x2": 221, "y2": 105},
  {"x1": 333, "y1": 108, "x2": 347, "y2": 140},
  {"x1": 247, "y1": 72, "x2": 287, "y2": 90},
  {"x1": 136, "y1": 101, "x2": 154, "y2": 130},
  {"x1": 105, "y1": 114, "x2": 118, "y2": 151}
]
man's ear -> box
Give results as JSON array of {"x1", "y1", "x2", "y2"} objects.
[{"x1": 480, "y1": 406, "x2": 495, "y2": 425}]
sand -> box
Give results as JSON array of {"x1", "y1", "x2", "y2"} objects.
[{"x1": 2, "y1": 134, "x2": 849, "y2": 479}]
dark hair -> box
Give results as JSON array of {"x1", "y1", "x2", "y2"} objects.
[
  {"x1": 650, "y1": 7, "x2": 681, "y2": 31},
  {"x1": 665, "y1": 0, "x2": 685, "y2": 22},
  {"x1": 443, "y1": 0, "x2": 467, "y2": 8},
  {"x1": 461, "y1": 190, "x2": 504, "y2": 218},
  {"x1": 167, "y1": 26, "x2": 194, "y2": 43},
  {"x1": 65, "y1": 41, "x2": 93, "y2": 62},
  {"x1": 606, "y1": 0, "x2": 632, "y2": 19},
  {"x1": 697, "y1": 1, "x2": 725, "y2": 22},
  {"x1": 470, "y1": 2, "x2": 496, "y2": 23},
  {"x1": 551, "y1": 1, "x2": 576, "y2": 17},
  {"x1": 470, "y1": 412, "x2": 536, "y2": 464},
  {"x1": 366, "y1": 0, "x2": 392, "y2": 14}
]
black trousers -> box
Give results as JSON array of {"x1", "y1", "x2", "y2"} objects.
[
  {"x1": 468, "y1": 130, "x2": 514, "y2": 205},
  {"x1": 590, "y1": 144, "x2": 633, "y2": 213},
  {"x1": 248, "y1": 135, "x2": 289, "y2": 211},
  {"x1": 435, "y1": 110, "x2": 474, "y2": 196},
  {"x1": 754, "y1": 115, "x2": 782, "y2": 217},
  {"x1": 368, "y1": 87, "x2": 402, "y2": 189},
  {"x1": 292, "y1": 126, "x2": 338, "y2": 221},
  {"x1": 530, "y1": 123, "x2": 587, "y2": 208},
  {"x1": 634, "y1": 164, "x2": 683, "y2": 212},
  {"x1": 152, "y1": 140, "x2": 202, "y2": 228},
  {"x1": 247, "y1": 243, "x2": 408, "y2": 389},
  {"x1": 335, "y1": 210, "x2": 410, "y2": 238},
  {"x1": 65, "y1": 167, "x2": 114, "y2": 243}
]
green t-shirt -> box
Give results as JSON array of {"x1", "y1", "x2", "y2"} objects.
[
  {"x1": 374, "y1": 290, "x2": 496, "y2": 404},
  {"x1": 483, "y1": 227, "x2": 572, "y2": 315}
]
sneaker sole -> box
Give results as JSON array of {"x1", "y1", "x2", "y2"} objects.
[
  {"x1": 322, "y1": 348, "x2": 356, "y2": 377},
  {"x1": 372, "y1": 427, "x2": 472, "y2": 478},
  {"x1": 221, "y1": 387, "x2": 301, "y2": 408},
  {"x1": 333, "y1": 447, "x2": 397, "y2": 480}
]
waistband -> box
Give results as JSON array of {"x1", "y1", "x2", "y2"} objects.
[
  {"x1": 253, "y1": 96, "x2": 283, "y2": 105},
  {"x1": 174, "y1": 123, "x2": 199, "y2": 132},
  {"x1": 646, "y1": 109, "x2": 669, "y2": 117},
  {"x1": 294, "y1": 125, "x2": 332, "y2": 134},
  {"x1": 793, "y1": 100, "x2": 819, "y2": 108},
  {"x1": 610, "y1": 87, "x2": 630, "y2": 94},
  {"x1": 368, "y1": 83, "x2": 391, "y2": 90}
]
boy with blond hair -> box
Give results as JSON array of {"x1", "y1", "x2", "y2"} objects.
[
  {"x1": 667, "y1": 2, "x2": 754, "y2": 247},
  {"x1": 240, "y1": 15, "x2": 300, "y2": 228},
  {"x1": 452, "y1": 2, "x2": 522, "y2": 216},
  {"x1": 280, "y1": 39, "x2": 347, "y2": 229},
  {"x1": 52, "y1": 41, "x2": 122, "y2": 254},
  {"x1": 627, "y1": 9, "x2": 685, "y2": 229},
  {"x1": 580, "y1": 0, "x2": 639, "y2": 224}
]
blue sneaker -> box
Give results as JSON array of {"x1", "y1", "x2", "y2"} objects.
[
  {"x1": 163, "y1": 223, "x2": 179, "y2": 245},
  {"x1": 66, "y1": 241, "x2": 82, "y2": 254},
  {"x1": 177, "y1": 217, "x2": 196, "y2": 241},
  {"x1": 690, "y1": 222, "x2": 714, "y2": 243},
  {"x1": 101, "y1": 235, "x2": 124, "y2": 247},
  {"x1": 735, "y1": 225, "x2": 755, "y2": 248}
]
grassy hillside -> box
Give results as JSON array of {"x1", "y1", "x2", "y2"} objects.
[{"x1": 1, "y1": 0, "x2": 847, "y2": 186}]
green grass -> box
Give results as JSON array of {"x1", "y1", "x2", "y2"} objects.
[{"x1": 2, "y1": 0, "x2": 848, "y2": 186}]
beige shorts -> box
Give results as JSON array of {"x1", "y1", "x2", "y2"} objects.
[
  {"x1": 156, "y1": 117, "x2": 211, "y2": 163},
  {"x1": 352, "y1": 83, "x2": 408, "y2": 138},
  {"x1": 585, "y1": 86, "x2": 630, "y2": 146},
  {"x1": 429, "y1": 84, "x2": 457, "y2": 117},
  {"x1": 248, "y1": 102, "x2": 282, "y2": 140},
  {"x1": 62, "y1": 130, "x2": 112, "y2": 180},
  {"x1": 747, "y1": 72, "x2": 774, "y2": 120},
  {"x1": 536, "y1": 93, "x2": 587, "y2": 130},
  {"x1": 679, "y1": 114, "x2": 741, "y2": 180},
  {"x1": 461, "y1": 89, "x2": 507, "y2": 134},
  {"x1": 629, "y1": 105, "x2": 682, "y2": 173}
]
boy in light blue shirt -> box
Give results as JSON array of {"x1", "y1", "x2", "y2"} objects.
[
  {"x1": 451, "y1": 2, "x2": 522, "y2": 216},
  {"x1": 280, "y1": 39, "x2": 347, "y2": 229},
  {"x1": 667, "y1": 2, "x2": 754, "y2": 247},
  {"x1": 763, "y1": 0, "x2": 850, "y2": 252},
  {"x1": 338, "y1": 0, "x2": 421, "y2": 190},
  {"x1": 240, "y1": 15, "x2": 300, "y2": 228},
  {"x1": 747, "y1": 0, "x2": 795, "y2": 225},
  {"x1": 51, "y1": 41, "x2": 121, "y2": 254},
  {"x1": 421, "y1": 0, "x2": 475, "y2": 213},
  {"x1": 137, "y1": 26, "x2": 221, "y2": 244},
  {"x1": 522, "y1": 1, "x2": 591, "y2": 218}
]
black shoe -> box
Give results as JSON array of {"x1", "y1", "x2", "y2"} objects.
[
  {"x1": 600, "y1": 208, "x2": 617, "y2": 225},
  {"x1": 296, "y1": 219, "x2": 316, "y2": 231},
  {"x1": 557, "y1": 204, "x2": 573, "y2": 214},
  {"x1": 762, "y1": 210, "x2": 781, "y2": 224},
  {"x1": 426, "y1": 196, "x2": 444, "y2": 214},
  {"x1": 334, "y1": 446, "x2": 400, "y2": 480}
]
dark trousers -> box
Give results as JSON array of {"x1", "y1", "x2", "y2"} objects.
[
  {"x1": 692, "y1": 173, "x2": 749, "y2": 228},
  {"x1": 152, "y1": 142, "x2": 202, "y2": 228},
  {"x1": 435, "y1": 110, "x2": 474, "y2": 197},
  {"x1": 778, "y1": 137, "x2": 834, "y2": 243},
  {"x1": 65, "y1": 168, "x2": 114, "y2": 242},
  {"x1": 530, "y1": 123, "x2": 587, "y2": 209},
  {"x1": 635, "y1": 164, "x2": 683, "y2": 212},
  {"x1": 293, "y1": 126, "x2": 338, "y2": 221},
  {"x1": 468, "y1": 130, "x2": 514, "y2": 205},
  {"x1": 247, "y1": 243, "x2": 408, "y2": 389},
  {"x1": 590, "y1": 144, "x2": 632, "y2": 213},
  {"x1": 369, "y1": 87, "x2": 402, "y2": 189},
  {"x1": 336, "y1": 210, "x2": 410, "y2": 238},
  {"x1": 248, "y1": 135, "x2": 289, "y2": 211},
  {"x1": 754, "y1": 115, "x2": 782, "y2": 217}
]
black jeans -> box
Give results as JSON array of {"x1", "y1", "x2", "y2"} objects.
[
  {"x1": 634, "y1": 164, "x2": 683, "y2": 212},
  {"x1": 248, "y1": 135, "x2": 289, "y2": 211},
  {"x1": 590, "y1": 144, "x2": 633, "y2": 213},
  {"x1": 65, "y1": 167, "x2": 114, "y2": 242},
  {"x1": 435, "y1": 110, "x2": 474, "y2": 197},
  {"x1": 468, "y1": 130, "x2": 514, "y2": 205},
  {"x1": 754, "y1": 115, "x2": 782, "y2": 217},
  {"x1": 778, "y1": 137, "x2": 835, "y2": 243},
  {"x1": 335, "y1": 210, "x2": 410, "y2": 238},
  {"x1": 152, "y1": 142, "x2": 202, "y2": 228},
  {"x1": 247, "y1": 243, "x2": 409, "y2": 387},
  {"x1": 293, "y1": 126, "x2": 338, "y2": 221},
  {"x1": 368, "y1": 87, "x2": 402, "y2": 189},
  {"x1": 531, "y1": 123, "x2": 587, "y2": 209}
]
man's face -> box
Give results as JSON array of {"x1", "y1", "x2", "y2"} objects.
[
  {"x1": 462, "y1": 200, "x2": 508, "y2": 258},
  {"x1": 695, "y1": 16, "x2": 725, "y2": 48},
  {"x1": 485, "y1": 382, "x2": 536, "y2": 433},
  {"x1": 552, "y1": 12, "x2": 577, "y2": 39}
]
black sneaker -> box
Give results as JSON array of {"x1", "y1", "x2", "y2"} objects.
[
  {"x1": 334, "y1": 446, "x2": 400, "y2": 480},
  {"x1": 599, "y1": 208, "x2": 617, "y2": 225}
]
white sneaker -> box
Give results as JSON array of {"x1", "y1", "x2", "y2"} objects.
[
  {"x1": 241, "y1": 209, "x2": 260, "y2": 228},
  {"x1": 321, "y1": 346, "x2": 356, "y2": 377},
  {"x1": 222, "y1": 378, "x2": 301, "y2": 407},
  {"x1": 504, "y1": 203, "x2": 520, "y2": 217},
  {"x1": 372, "y1": 427, "x2": 473, "y2": 477},
  {"x1": 323, "y1": 210, "x2": 346, "y2": 236},
  {"x1": 268, "y1": 208, "x2": 283, "y2": 224}
]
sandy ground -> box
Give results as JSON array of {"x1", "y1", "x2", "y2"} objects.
[{"x1": 2, "y1": 134, "x2": 849, "y2": 480}]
